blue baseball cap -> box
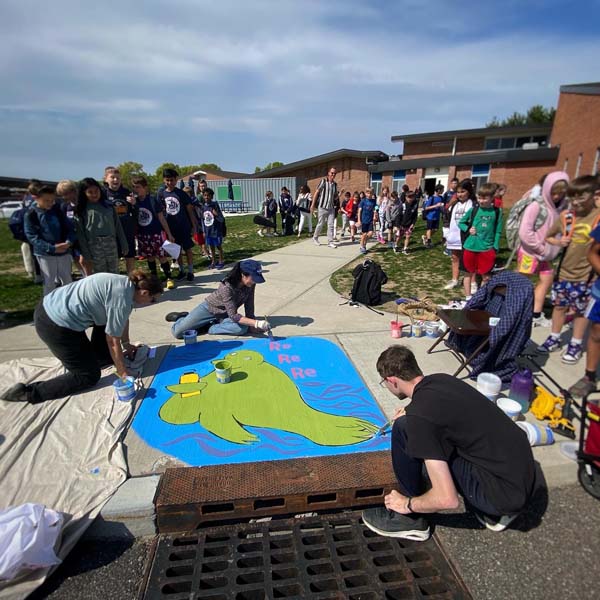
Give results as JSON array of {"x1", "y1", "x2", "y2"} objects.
[{"x1": 240, "y1": 259, "x2": 265, "y2": 284}]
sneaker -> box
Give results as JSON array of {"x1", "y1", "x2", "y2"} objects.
[
  {"x1": 537, "y1": 335, "x2": 561, "y2": 353},
  {"x1": 426, "y1": 239, "x2": 433, "y2": 248},
  {"x1": 568, "y1": 375, "x2": 597, "y2": 398},
  {"x1": 443, "y1": 279, "x2": 459, "y2": 290},
  {"x1": 165, "y1": 311, "x2": 189, "y2": 322},
  {"x1": 532, "y1": 314, "x2": 551, "y2": 328},
  {"x1": 215, "y1": 262, "x2": 225, "y2": 269},
  {"x1": 562, "y1": 342, "x2": 583, "y2": 364},
  {"x1": 421, "y1": 234, "x2": 427, "y2": 246},
  {"x1": 2, "y1": 383, "x2": 32, "y2": 402},
  {"x1": 208, "y1": 262, "x2": 215, "y2": 269},
  {"x1": 362, "y1": 507, "x2": 430, "y2": 541},
  {"x1": 328, "y1": 242, "x2": 337, "y2": 249},
  {"x1": 473, "y1": 510, "x2": 519, "y2": 532},
  {"x1": 402, "y1": 248, "x2": 409, "y2": 255},
  {"x1": 257, "y1": 230, "x2": 264, "y2": 237},
  {"x1": 166, "y1": 279, "x2": 175, "y2": 290},
  {"x1": 186, "y1": 272, "x2": 194, "y2": 282},
  {"x1": 443, "y1": 248, "x2": 452, "y2": 257},
  {"x1": 176, "y1": 270, "x2": 186, "y2": 281},
  {"x1": 470, "y1": 281, "x2": 478, "y2": 295},
  {"x1": 393, "y1": 246, "x2": 399, "y2": 254},
  {"x1": 265, "y1": 233, "x2": 274, "y2": 237},
  {"x1": 313, "y1": 238, "x2": 321, "y2": 246},
  {"x1": 359, "y1": 246, "x2": 367, "y2": 254}
]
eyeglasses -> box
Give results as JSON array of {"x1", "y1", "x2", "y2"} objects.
[{"x1": 379, "y1": 377, "x2": 388, "y2": 388}]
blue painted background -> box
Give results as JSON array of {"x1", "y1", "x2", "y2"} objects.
[{"x1": 132, "y1": 336, "x2": 390, "y2": 466}]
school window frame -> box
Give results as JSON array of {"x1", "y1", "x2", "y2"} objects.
[
  {"x1": 370, "y1": 173, "x2": 383, "y2": 197},
  {"x1": 471, "y1": 164, "x2": 490, "y2": 192},
  {"x1": 594, "y1": 148, "x2": 600, "y2": 176},
  {"x1": 575, "y1": 153, "x2": 583, "y2": 178},
  {"x1": 484, "y1": 135, "x2": 549, "y2": 151},
  {"x1": 392, "y1": 170, "x2": 407, "y2": 194}
]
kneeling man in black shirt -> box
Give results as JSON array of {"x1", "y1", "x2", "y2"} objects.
[{"x1": 362, "y1": 345, "x2": 536, "y2": 541}]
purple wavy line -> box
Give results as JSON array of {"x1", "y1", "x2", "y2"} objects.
[
  {"x1": 298, "y1": 381, "x2": 326, "y2": 387},
  {"x1": 258, "y1": 429, "x2": 304, "y2": 447},
  {"x1": 162, "y1": 433, "x2": 247, "y2": 457},
  {"x1": 256, "y1": 443, "x2": 306, "y2": 456}
]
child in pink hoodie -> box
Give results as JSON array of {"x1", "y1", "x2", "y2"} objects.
[{"x1": 517, "y1": 171, "x2": 569, "y2": 327}]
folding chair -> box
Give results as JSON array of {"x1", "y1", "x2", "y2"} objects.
[{"x1": 427, "y1": 309, "x2": 491, "y2": 376}]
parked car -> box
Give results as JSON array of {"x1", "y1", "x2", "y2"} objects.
[{"x1": 0, "y1": 201, "x2": 22, "y2": 219}]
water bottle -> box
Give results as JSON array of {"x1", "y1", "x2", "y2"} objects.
[{"x1": 509, "y1": 368, "x2": 534, "y2": 413}]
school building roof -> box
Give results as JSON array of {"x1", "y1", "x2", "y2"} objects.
[
  {"x1": 559, "y1": 82, "x2": 600, "y2": 95},
  {"x1": 390, "y1": 124, "x2": 553, "y2": 144}
]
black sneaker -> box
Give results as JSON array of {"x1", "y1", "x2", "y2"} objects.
[
  {"x1": 362, "y1": 507, "x2": 430, "y2": 541},
  {"x1": 473, "y1": 509, "x2": 519, "y2": 532},
  {"x1": 186, "y1": 272, "x2": 194, "y2": 282},
  {"x1": 176, "y1": 270, "x2": 186, "y2": 281},
  {"x1": 2, "y1": 383, "x2": 32, "y2": 402},
  {"x1": 165, "y1": 311, "x2": 189, "y2": 322}
]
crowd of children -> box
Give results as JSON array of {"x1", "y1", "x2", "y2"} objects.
[{"x1": 20, "y1": 167, "x2": 226, "y2": 295}]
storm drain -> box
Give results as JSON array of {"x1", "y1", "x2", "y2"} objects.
[{"x1": 143, "y1": 511, "x2": 470, "y2": 599}]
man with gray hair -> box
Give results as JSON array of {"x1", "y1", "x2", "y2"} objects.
[{"x1": 310, "y1": 167, "x2": 338, "y2": 248}]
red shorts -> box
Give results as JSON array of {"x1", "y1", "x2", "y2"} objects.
[
  {"x1": 462, "y1": 249, "x2": 496, "y2": 275},
  {"x1": 193, "y1": 232, "x2": 205, "y2": 246}
]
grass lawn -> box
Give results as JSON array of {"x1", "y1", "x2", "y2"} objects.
[
  {"x1": 330, "y1": 217, "x2": 511, "y2": 314},
  {"x1": 0, "y1": 215, "x2": 302, "y2": 327}
]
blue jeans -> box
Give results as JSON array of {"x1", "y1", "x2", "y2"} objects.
[
  {"x1": 391, "y1": 416, "x2": 502, "y2": 516},
  {"x1": 171, "y1": 301, "x2": 249, "y2": 339}
]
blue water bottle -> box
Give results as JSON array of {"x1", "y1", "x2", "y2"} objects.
[{"x1": 509, "y1": 368, "x2": 534, "y2": 413}]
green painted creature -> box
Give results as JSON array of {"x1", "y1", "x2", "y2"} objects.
[{"x1": 159, "y1": 349, "x2": 379, "y2": 445}]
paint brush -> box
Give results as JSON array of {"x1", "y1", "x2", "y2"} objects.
[
  {"x1": 265, "y1": 315, "x2": 274, "y2": 341},
  {"x1": 374, "y1": 418, "x2": 394, "y2": 437}
]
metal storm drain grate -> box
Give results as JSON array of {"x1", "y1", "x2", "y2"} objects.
[{"x1": 143, "y1": 511, "x2": 470, "y2": 599}]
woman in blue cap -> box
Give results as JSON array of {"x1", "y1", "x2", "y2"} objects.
[{"x1": 167, "y1": 259, "x2": 271, "y2": 337}]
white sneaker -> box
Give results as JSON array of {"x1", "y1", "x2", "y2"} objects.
[
  {"x1": 470, "y1": 282, "x2": 478, "y2": 295},
  {"x1": 328, "y1": 242, "x2": 338, "y2": 248},
  {"x1": 313, "y1": 238, "x2": 321, "y2": 246},
  {"x1": 443, "y1": 279, "x2": 459, "y2": 290},
  {"x1": 474, "y1": 511, "x2": 519, "y2": 532},
  {"x1": 257, "y1": 230, "x2": 264, "y2": 237},
  {"x1": 532, "y1": 314, "x2": 551, "y2": 327}
]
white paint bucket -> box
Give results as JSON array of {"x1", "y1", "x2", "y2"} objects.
[
  {"x1": 496, "y1": 397, "x2": 522, "y2": 421},
  {"x1": 516, "y1": 421, "x2": 555, "y2": 446},
  {"x1": 113, "y1": 376, "x2": 136, "y2": 402},
  {"x1": 183, "y1": 329, "x2": 197, "y2": 345},
  {"x1": 476, "y1": 372, "x2": 502, "y2": 401},
  {"x1": 214, "y1": 360, "x2": 232, "y2": 384},
  {"x1": 425, "y1": 321, "x2": 439, "y2": 338}
]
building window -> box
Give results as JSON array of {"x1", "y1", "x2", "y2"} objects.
[
  {"x1": 392, "y1": 170, "x2": 406, "y2": 193},
  {"x1": 594, "y1": 148, "x2": 600, "y2": 175},
  {"x1": 575, "y1": 153, "x2": 583, "y2": 177},
  {"x1": 471, "y1": 164, "x2": 490, "y2": 191},
  {"x1": 370, "y1": 173, "x2": 382, "y2": 196},
  {"x1": 484, "y1": 135, "x2": 548, "y2": 151},
  {"x1": 563, "y1": 158, "x2": 569, "y2": 172}
]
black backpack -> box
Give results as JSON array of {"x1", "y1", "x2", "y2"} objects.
[
  {"x1": 351, "y1": 260, "x2": 388, "y2": 306},
  {"x1": 8, "y1": 206, "x2": 29, "y2": 241}
]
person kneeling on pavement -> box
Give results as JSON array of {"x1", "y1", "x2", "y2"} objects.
[
  {"x1": 362, "y1": 345, "x2": 537, "y2": 541},
  {"x1": 167, "y1": 259, "x2": 271, "y2": 338}
]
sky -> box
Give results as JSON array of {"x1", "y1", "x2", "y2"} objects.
[{"x1": 1, "y1": 0, "x2": 599, "y2": 180}]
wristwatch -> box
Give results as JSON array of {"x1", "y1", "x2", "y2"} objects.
[{"x1": 406, "y1": 496, "x2": 414, "y2": 513}]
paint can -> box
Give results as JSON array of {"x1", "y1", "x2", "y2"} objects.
[
  {"x1": 476, "y1": 372, "x2": 502, "y2": 402},
  {"x1": 390, "y1": 321, "x2": 402, "y2": 338},
  {"x1": 425, "y1": 321, "x2": 439, "y2": 338},
  {"x1": 183, "y1": 329, "x2": 197, "y2": 345},
  {"x1": 113, "y1": 376, "x2": 136, "y2": 402},
  {"x1": 412, "y1": 321, "x2": 423, "y2": 337},
  {"x1": 214, "y1": 360, "x2": 232, "y2": 384},
  {"x1": 516, "y1": 421, "x2": 555, "y2": 446}
]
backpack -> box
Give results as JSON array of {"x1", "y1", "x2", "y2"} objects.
[
  {"x1": 8, "y1": 206, "x2": 29, "y2": 241},
  {"x1": 505, "y1": 189, "x2": 548, "y2": 250},
  {"x1": 351, "y1": 260, "x2": 388, "y2": 306}
]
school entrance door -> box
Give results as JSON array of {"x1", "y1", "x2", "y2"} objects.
[{"x1": 422, "y1": 167, "x2": 449, "y2": 196}]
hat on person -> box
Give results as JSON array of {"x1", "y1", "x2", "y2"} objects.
[{"x1": 240, "y1": 259, "x2": 265, "y2": 284}]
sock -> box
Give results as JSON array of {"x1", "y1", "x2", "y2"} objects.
[
  {"x1": 161, "y1": 262, "x2": 171, "y2": 278},
  {"x1": 550, "y1": 333, "x2": 560, "y2": 339},
  {"x1": 147, "y1": 260, "x2": 157, "y2": 275},
  {"x1": 586, "y1": 370, "x2": 596, "y2": 381},
  {"x1": 571, "y1": 338, "x2": 583, "y2": 346},
  {"x1": 188, "y1": 264, "x2": 194, "y2": 273},
  {"x1": 533, "y1": 311, "x2": 541, "y2": 318}
]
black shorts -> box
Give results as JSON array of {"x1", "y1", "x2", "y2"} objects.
[
  {"x1": 361, "y1": 222, "x2": 373, "y2": 233},
  {"x1": 173, "y1": 231, "x2": 195, "y2": 252},
  {"x1": 426, "y1": 219, "x2": 439, "y2": 231}
]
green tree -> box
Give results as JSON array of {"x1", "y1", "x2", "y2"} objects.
[
  {"x1": 255, "y1": 161, "x2": 285, "y2": 173},
  {"x1": 115, "y1": 161, "x2": 146, "y2": 189},
  {"x1": 486, "y1": 104, "x2": 555, "y2": 128}
]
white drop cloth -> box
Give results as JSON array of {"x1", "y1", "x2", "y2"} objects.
[{"x1": 0, "y1": 357, "x2": 132, "y2": 600}]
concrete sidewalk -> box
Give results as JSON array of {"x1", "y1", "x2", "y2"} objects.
[{"x1": 0, "y1": 234, "x2": 584, "y2": 538}]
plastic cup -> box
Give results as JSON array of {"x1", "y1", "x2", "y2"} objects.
[
  {"x1": 497, "y1": 397, "x2": 522, "y2": 421},
  {"x1": 390, "y1": 321, "x2": 402, "y2": 338},
  {"x1": 183, "y1": 330, "x2": 197, "y2": 345}
]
